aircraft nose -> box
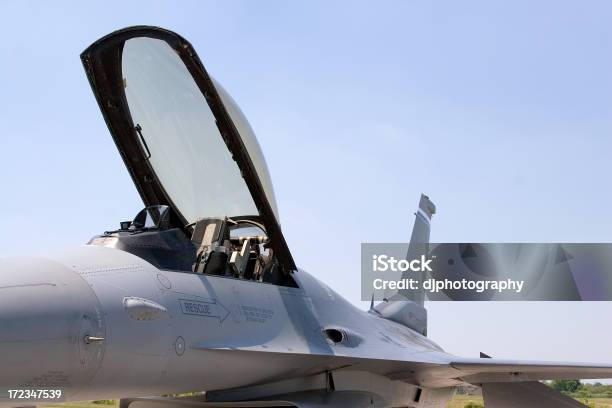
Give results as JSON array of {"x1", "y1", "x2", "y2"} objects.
[{"x1": 0, "y1": 257, "x2": 105, "y2": 404}]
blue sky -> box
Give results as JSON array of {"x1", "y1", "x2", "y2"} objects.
[{"x1": 1, "y1": 1, "x2": 612, "y2": 365}]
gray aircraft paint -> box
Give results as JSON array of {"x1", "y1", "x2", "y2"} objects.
[
  {"x1": 1, "y1": 26, "x2": 611, "y2": 408},
  {"x1": 2, "y1": 241, "x2": 611, "y2": 407}
]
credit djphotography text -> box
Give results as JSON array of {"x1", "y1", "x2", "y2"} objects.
[{"x1": 370, "y1": 254, "x2": 525, "y2": 294}]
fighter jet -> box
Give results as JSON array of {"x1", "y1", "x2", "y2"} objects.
[{"x1": 1, "y1": 26, "x2": 611, "y2": 408}]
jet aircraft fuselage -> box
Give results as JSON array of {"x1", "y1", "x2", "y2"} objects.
[{"x1": 2, "y1": 26, "x2": 612, "y2": 408}]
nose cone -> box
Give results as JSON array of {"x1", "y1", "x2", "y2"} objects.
[{"x1": 0, "y1": 257, "x2": 105, "y2": 404}]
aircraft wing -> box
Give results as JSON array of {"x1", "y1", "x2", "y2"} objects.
[
  {"x1": 186, "y1": 347, "x2": 612, "y2": 407},
  {"x1": 444, "y1": 358, "x2": 612, "y2": 408},
  {"x1": 193, "y1": 346, "x2": 612, "y2": 388},
  {"x1": 382, "y1": 355, "x2": 612, "y2": 387},
  {"x1": 447, "y1": 357, "x2": 612, "y2": 384}
]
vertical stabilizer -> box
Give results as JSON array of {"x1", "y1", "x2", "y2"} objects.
[
  {"x1": 373, "y1": 194, "x2": 435, "y2": 336},
  {"x1": 401, "y1": 194, "x2": 435, "y2": 305}
]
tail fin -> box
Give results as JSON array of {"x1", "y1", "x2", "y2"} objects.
[
  {"x1": 409, "y1": 194, "x2": 436, "y2": 253},
  {"x1": 400, "y1": 194, "x2": 435, "y2": 305},
  {"x1": 373, "y1": 194, "x2": 435, "y2": 336}
]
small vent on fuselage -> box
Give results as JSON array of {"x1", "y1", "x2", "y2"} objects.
[{"x1": 323, "y1": 328, "x2": 346, "y2": 344}]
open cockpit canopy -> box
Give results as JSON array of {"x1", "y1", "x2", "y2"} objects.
[{"x1": 81, "y1": 26, "x2": 295, "y2": 273}]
